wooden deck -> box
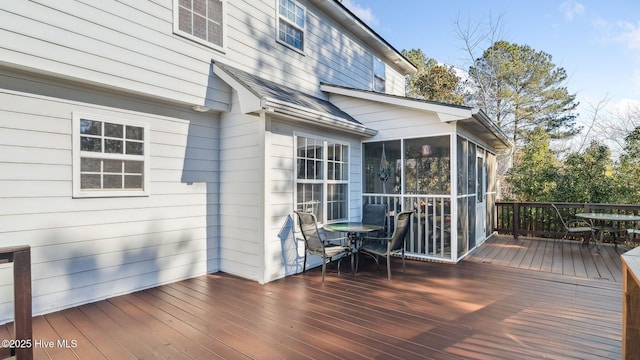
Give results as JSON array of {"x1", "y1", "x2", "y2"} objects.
[
  {"x1": 1, "y1": 235, "x2": 624, "y2": 360},
  {"x1": 466, "y1": 234, "x2": 627, "y2": 282}
]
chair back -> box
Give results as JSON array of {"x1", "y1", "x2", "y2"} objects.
[
  {"x1": 388, "y1": 211, "x2": 413, "y2": 251},
  {"x1": 294, "y1": 211, "x2": 324, "y2": 252},
  {"x1": 362, "y1": 203, "x2": 387, "y2": 227},
  {"x1": 551, "y1": 204, "x2": 569, "y2": 230}
]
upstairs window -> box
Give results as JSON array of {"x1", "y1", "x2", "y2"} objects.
[
  {"x1": 175, "y1": 0, "x2": 224, "y2": 51},
  {"x1": 373, "y1": 58, "x2": 386, "y2": 92},
  {"x1": 277, "y1": 0, "x2": 305, "y2": 52},
  {"x1": 73, "y1": 113, "x2": 150, "y2": 198}
]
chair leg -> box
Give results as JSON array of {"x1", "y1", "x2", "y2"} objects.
[
  {"x1": 303, "y1": 252, "x2": 307, "y2": 273},
  {"x1": 387, "y1": 255, "x2": 391, "y2": 280},
  {"x1": 321, "y1": 260, "x2": 326, "y2": 283},
  {"x1": 557, "y1": 231, "x2": 567, "y2": 248},
  {"x1": 402, "y1": 249, "x2": 406, "y2": 273}
]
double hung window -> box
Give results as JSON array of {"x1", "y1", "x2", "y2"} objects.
[
  {"x1": 373, "y1": 58, "x2": 386, "y2": 92},
  {"x1": 73, "y1": 113, "x2": 150, "y2": 198},
  {"x1": 175, "y1": 0, "x2": 224, "y2": 51},
  {"x1": 296, "y1": 136, "x2": 349, "y2": 223},
  {"x1": 277, "y1": 0, "x2": 305, "y2": 51}
]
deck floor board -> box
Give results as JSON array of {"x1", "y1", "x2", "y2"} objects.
[{"x1": 0, "y1": 234, "x2": 625, "y2": 359}]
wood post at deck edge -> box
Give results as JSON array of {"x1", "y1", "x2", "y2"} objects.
[
  {"x1": 0, "y1": 246, "x2": 33, "y2": 360},
  {"x1": 513, "y1": 202, "x2": 520, "y2": 240}
]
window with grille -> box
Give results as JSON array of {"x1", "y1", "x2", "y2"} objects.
[
  {"x1": 175, "y1": 0, "x2": 224, "y2": 51},
  {"x1": 73, "y1": 113, "x2": 150, "y2": 198},
  {"x1": 296, "y1": 136, "x2": 349, "y2": 223},
  {"x1": 277, "y1": 0, "x2": 305, "y2": 52}
]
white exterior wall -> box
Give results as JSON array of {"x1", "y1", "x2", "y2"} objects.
[
  {"x1": 0, "y1": 0, "x2": 412, "y2": 322},
  {"x1": 328, "y1": 95, "x2": 456, "y2": 140},
  {"x1": 218, "y1": 93, "x2": 264, "y2": 281},
  {"x1": 0, "y1": 0, "x2": 228, "y2": 111},
  {"x1": 262, "y1": 117, "x2": 363, "y2": 282},
  {"x1": 0, "y1": 72, "x2": 219, "y2": 324},
  {"x1": 0, "y1": 0, "x2": 406, "y2": 114},
  {"x1": 223, "y1": 0, "x2": 407, "y2": 97}
]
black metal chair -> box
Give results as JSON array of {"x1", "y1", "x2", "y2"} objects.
[
  {"x1": 294, "y1": 211, "x2": 351, "y2": 283},
  {"x1": 551, "y1": 204, "x2": 595, "y2": 247},
  {"x1": 362, "y1": 203, "x2": 387, "y2": 237},
  {"x1": 359, "y1": 211, "x2": 413, "y2": 280}
]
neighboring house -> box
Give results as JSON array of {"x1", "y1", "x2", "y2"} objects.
[{"x1": 0, "y1": 0, "x2": 510, "y2": 323}]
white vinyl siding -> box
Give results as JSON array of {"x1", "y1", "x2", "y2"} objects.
[
  {"x1": 327, "y1": 94, "x2": 457, "y2": 140},
  {"x1": 0, "y1": 74, "x2": 219, "y2": 324},
  {"x1": 264, "y1": 119, "x2": 362, "y2": 282},
  {"x1": 0, "y1": 1, "x2": 230, "y2": 111},
  {"x1": 0, "y1": 0, "x2": 407, "y2": 117},
  {"x1": 0, "y1": 1, "x2": 416, "y2": 320},
  {"x1": 217, "y1": 93, "x2": 263, "y2": 281}
]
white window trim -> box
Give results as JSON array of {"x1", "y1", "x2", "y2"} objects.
[
  {"x1": 373, "y1": 57, "x2": 386, "y2": 92},
  {"x1": 173, "y1": 0, "x2": 226, "y2": 53},
  {"x1": 72, "y1": 112, "x2": 151, "y2": 198},
  {"x1": 276, "y1": 0, "x2": 306, "y2": 54},
  {"x1": 294, "y1": 133, "x2": 350, "y2": 224}
]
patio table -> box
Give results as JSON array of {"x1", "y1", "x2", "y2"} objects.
[
  {"x1": 576, "y1": 212, "x2": 640, "y2": 252},
  {"x1": 324, "y1": 222, "x2": 384, "y2": 271}
]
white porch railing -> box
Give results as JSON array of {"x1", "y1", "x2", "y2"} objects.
[{"x1": 363, "y1": 194, "x2": 453, "y2": 261}]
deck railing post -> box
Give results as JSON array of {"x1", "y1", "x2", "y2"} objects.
[
  {"x1": 0, "y1": 246, "x2": 33, "y2": 360},
  {"x1": 513, "y1": 202, "x2": 520, "y2": 240}
]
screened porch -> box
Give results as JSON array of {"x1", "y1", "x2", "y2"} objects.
[{"x1": 362, "y1": 134, "x2": 498, "y2": 262}]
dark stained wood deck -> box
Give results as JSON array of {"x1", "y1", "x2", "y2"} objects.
[
  {"x1": 466, "y1": 234, "x2": 627, "y2": 282},
  {"x1": 1, "y1": 235, "x2": 624, "y2": 359}
]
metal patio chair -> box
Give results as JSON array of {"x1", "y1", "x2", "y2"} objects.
[
  {"x1": 359, "y1": 211, "x2": 413, "y2": 280},
  {"x1": 362, "y1": 203, "x2": 388, "y2": 237},
  {"x1": 551, "y1": 204, "x2": 596, "y2": 247},
  {"x1": 294, "y1": 211, "x2": 351, "y2": 283}
]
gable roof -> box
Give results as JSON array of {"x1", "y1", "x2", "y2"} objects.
[
  {"x1": 309, "y1": 0, "x2": 416, "y2": 75},
  {"x1": 320, "y1": 83, "x2": 513, "y2": 150},
  {"x1": 213, "y1": 62, "x2": 377, "y2": 137}
]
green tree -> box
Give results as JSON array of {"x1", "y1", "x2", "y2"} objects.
[
  {"x1": 556, "y1": 141, "x2": 615, "y2": 203},
  {"x1": 614, "y1": 126, "x2": 640, "y2": 203},
  {"x1": 402, "y1": 49, "x2": 464, "y2": 105},
  {"x1": 507, "y1": 126, "x2": 559, "y2": 201},
  {"x1": 468, "y1": 41, "x2": 580, "y2": 148}
]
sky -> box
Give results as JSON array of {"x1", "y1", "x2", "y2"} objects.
[{"x1": 341, "y1": 0, "x2": 640, "y2": 135}]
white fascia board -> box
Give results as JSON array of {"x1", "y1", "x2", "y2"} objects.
[
  {"x1": 321, "y1": 84, "x2": 471, "y2": 122},
  {"x1": 212, "y1": 65, "x2": 262, "y2": 114}
]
